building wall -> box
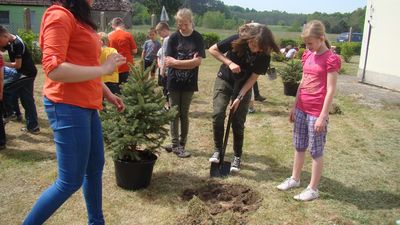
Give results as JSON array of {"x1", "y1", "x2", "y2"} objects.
[
  {"x1": 0, "y1": 5, "x2": 46, "y2": 33},
  {"x1": 358, "y1": 0, "x2": 400, "y2": 91}
]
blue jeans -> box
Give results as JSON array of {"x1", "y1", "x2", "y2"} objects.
[
  {"x1": 23, "y1": 97, "x2": 105, "y2": 225},
  {"x1": 4, "y1": 66, "x2": 22, "y2": 85}
]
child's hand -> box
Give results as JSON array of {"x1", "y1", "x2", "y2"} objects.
[
  {"x1": 229, "y1": 98, "x2": 240, "y2": 113},
  {"x1": 105, "y1": 93, "x2": 125, "y2": 112},
  {"x1": 289, "y1": 108, "x2": 295, "y2": 123},
  {"x1": 314, "y1": 116, "x2": 327, "y2": 134},
  {"x1": 229, "y1": 62, "x2": 241, "y2": 74},
  {"x1": 102, "y1": 53, "x2": 125, "y2": 75}
]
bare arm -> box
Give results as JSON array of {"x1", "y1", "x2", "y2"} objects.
[
  {"x1": 48, "y1": 53, "x2": 125, "y2": 83},
  {"x1": 230, "y1": 73, "x2": 259, "y2": 112},
  {"x1": 165, "y1": 55, "x2": 202, "y2": 70},
  {"x1": 314, "y1": 71, "x2": 338, "y2": 133},
  {"x1": 208, "y1": 44, "x2": 240, "y2": 73},
  {"x1": 4, "y1": 58, "x2": 22, "y2": 69}
]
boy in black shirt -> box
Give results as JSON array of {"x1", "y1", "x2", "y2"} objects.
[{"x1": 0, "y1": 25, "x2": 39, "y2": 133}]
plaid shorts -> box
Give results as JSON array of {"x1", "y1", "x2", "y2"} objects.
[{"x1": 293, "y1": 108, "x2": 327, "y2": 158}]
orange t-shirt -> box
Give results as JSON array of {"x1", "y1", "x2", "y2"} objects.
[
  {"x1": 40, "y1": 5, "x2": 103, "y2": 110},
  {"x1": 108, "y1": 29, "x2": 137, "y2": 73}
]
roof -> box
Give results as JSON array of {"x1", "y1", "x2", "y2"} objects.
[
  {"x1": 0, "y1": 0, "x2": 132, "y2": 11},
  {"x1": 93, "y1": 0, "x2": 132, "y2": 11},
  {"x1": 0, "y1": 0, "x2": 49, "y2": 6}
]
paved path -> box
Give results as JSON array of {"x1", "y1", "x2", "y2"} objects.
[{"x1": 337, "y1": 75, "x2": 400, "y2": 108}]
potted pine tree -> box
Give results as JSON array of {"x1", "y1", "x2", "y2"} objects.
[
  {"x1": 280, "y1": 60, "x2": 303, "y2": 96},
  {"x1": 102, "y1": 65, "x2": 177, "y2": 190}
]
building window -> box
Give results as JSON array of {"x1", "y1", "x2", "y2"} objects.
[{"x1": 0, "y1": 11, "x2": 10, "y2": 24}]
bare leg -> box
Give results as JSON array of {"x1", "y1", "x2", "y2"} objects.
[
  {"x1": 292, "y1": 150, "x2": 306, "y2": 181},
  {"x1": 309, "y1": 156, "x2": 323, "y2": 190}
]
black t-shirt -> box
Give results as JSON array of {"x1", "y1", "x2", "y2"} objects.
[
  {"x1": 216, "y1": 34, "x2": 270, "y2": 98},
  {"x1": 166, "y1": 30, "x2": 205, "y2": 92},
  {"x1": 5, "y1": 35, "x2": 37, "y2": 77}
]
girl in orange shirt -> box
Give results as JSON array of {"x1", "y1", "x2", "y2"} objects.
[{"x1": 23, "y1": 0, "x2": 125, "y2": 224}]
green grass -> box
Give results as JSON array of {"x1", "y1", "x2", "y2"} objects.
[{"x1": 0, "y1": 55, "x2": 399, "y2": 224}]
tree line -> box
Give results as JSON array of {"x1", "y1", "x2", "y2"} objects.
[{"x1": 132, "y1": 0, "x2": 366, "y2": 33}]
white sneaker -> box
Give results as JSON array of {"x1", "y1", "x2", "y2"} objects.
[
  {"x1": 209, "y1": 152, "x2": 220, "y2": 163},
  {"x1": 230, "y1": 156, "x2": 241, "y2": 172},
  {"x1": 276, "y1": 177, "x2": 300, "y2": 191},
  {"x1": 293, "y1": 187, "x2": 319, "y2": 201}
]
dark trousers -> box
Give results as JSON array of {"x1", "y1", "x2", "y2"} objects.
[
  {"x1": 253, "y1": 81, "x2": 261, "y2": 97},
  {"x1": 105, "y1": 82, "x2": 120, "y2": 95},
  {"x1": 212, "y1": 77, "x2": 251, "y2": 157},
  {"x1": 0, "y1": 100, "x2": 6, "y2": 146},
  {"x1": 4, "y1": 77, "x2": 39, "y2": 130},
  {"x1": 118, "y1": 72, "x2": 129, "y2": 85}
]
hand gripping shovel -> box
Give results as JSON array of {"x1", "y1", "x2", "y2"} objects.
[{"x1": 210, "y1": 109, "x2": 233, "y2": 177}]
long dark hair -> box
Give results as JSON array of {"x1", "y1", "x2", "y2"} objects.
[
  {"x1": 51, "y1": 0, "x2": 97, "y2": 30},
  {"x1": 232, "y1": 23, "x2": 279, "y2": 56}
]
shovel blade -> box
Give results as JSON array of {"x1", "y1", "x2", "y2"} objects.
[{"x1": 210, "y1": 161, "x2": 231, "y2": 177}]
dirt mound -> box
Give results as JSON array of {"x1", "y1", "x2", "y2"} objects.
[{"x1": 181, "y1": 181, "x2": 262, "y2": 218}]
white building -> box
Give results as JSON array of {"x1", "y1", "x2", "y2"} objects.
[{"x1": 358, "y1": 0, "x2": 400, "y2": 91}]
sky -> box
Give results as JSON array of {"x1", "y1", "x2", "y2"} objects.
[{"x1": 221, "y1": 0, "x2": 367, "y2": 14}]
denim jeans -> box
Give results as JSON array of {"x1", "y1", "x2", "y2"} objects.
[
  {"x1": 4, "y1": 66, "x2": 22, "y2": 85},
  {"x1": 3, "y1": 77, "x2": 38, "y2": 130},
  {"x1": 212, "y1": 77, "x2": 251, "y2": 157},
  {"x1": 23, "y1": 97, "x2": 105, "y2": 225},
  {"x1": 169, "y1": 90, "x2": 194, "y2": 147}
]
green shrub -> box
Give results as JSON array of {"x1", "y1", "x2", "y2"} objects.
[
  {"x1": 17, "y1": 29, "x2": 42, "y2": 64},
  {"x1": 280, "y1": 60, "x2": 302, "y2": 83},
  {"x1": 202, "y1": 32, "x2": 220, "y2": 49},
  {"x1": 340, "y1": 42, "x2": 355, "y2": 63},
  {"x1": 131, "y1": 31, "x2": 147, "y2": 56},
  {"x1": 279, "y1": 38, "x2": 298, "y2": 48},
  {"x1": 202, "y1": 11, "x2": 224, "y2": 29},
  {"x1": 271, "y1": 52, "x2": 286, "y2": 62},
  {"x1": 296, "y1": 48, "x2": 306, "y2": 59},
  {"x1": 101, "y1": 65, "x2": 177, "y2": 161}
]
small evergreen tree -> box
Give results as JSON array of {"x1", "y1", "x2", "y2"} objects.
[{"x1": 102, "y1": 64, "x2": 177, "y2": 162}]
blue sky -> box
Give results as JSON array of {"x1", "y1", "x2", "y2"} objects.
[{"x1": 221, "y1": 0, "x2": 367, "y2": 14}]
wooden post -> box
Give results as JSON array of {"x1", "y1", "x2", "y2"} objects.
[
  {"x1": 348, "y1": 26, "x2": 353, "y2": 42},
  {"x1": 151, "y1": 14, "x2": 156, "y2": 27},
  {"x1": 100, "y1": 11, "x2": 105, "y2": 31},
  {"x1": 23, "y1": 8, "x2": 31, "y2": 31}
]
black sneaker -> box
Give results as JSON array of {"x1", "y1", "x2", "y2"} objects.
[
  {"x1": 172, "y1": 146, "x2": 191, "y2": 158},
  {"x1": 164, "y1": 145, "x2": 173, "y2": 153},
  {"x1": 254, "y1": 95, "x2": 266, "y2": 102},
  {"x1": 21, "y1": 127, "x2": 40, "y2": 134},
  {"x1": 230, "y1": 156, "x2": 241, "y2": 172}
]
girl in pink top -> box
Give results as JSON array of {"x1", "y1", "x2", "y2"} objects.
[{"x1": 277, "y1": 20, "x2": 341, "y2": 201}]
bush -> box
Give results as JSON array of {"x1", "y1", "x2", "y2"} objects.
[
  {"x1": 296, "y1": 48, "x2": 306, "y2": 59},
  {"x1": 332, "y1": 42, "x2": 362, "y2": 56},
  {"x1": 131, "y1": 31, "x2": 147, "y2": 56},
  {"x1": 202, "y1": 11, "x2": 224, "y2": 29},
  {"x1": 279, "y1": 60, "x2": 302, "y2": 83},
  {"x1": 202, "y1": 32, "x2": 220, "y2": 49},
  {"x1": 340, "y1": 42, "x2": 355, "y2": 63},
  {"x1": 101, "y1": 65, "x2": 177, "y2": 161},
  {"x1": 17, "y1": 29, "x2": 42, "y2": 64},
  {"x1": 279, "y1": 38, "x2": 298, "y2": 48},
  {"x1": 271, "y1": 52, "x2": 286, "y2": 62}
]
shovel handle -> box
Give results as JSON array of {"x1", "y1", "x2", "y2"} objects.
[{"x1": 219, "y1": 108, "x2": 233, "y2": 165}]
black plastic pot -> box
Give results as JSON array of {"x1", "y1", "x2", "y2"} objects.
[
  {"x1": 283, "y1": 82, "x2": 299, "y2": 97},
  {"x1": 114, "y1": 153, "x2": 157, "y2": 190}
]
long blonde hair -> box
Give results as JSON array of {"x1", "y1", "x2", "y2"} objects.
[
  {"x1": 301, "y1": 20, "x2": 331, "y2": 48},
  {"x1": 232, "y1": 22, "x2": 279, "y2": 56}
]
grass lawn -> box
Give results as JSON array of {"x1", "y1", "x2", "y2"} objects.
[{"x1": 0, "y1": 54, "x2": 399, "y2": 224}]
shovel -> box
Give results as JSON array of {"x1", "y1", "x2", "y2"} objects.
[{"x1": 210, "y1": 109, "x2": 233, "y2": 177}]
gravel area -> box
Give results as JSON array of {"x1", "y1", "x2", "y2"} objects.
[{"x1": 337, "y1": 75, "x2": 400, "y2": 108}]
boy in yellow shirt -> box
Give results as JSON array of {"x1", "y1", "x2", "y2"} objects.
[{"x1": 98, "y1": 32, "x2": 120, "y2": 94}]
